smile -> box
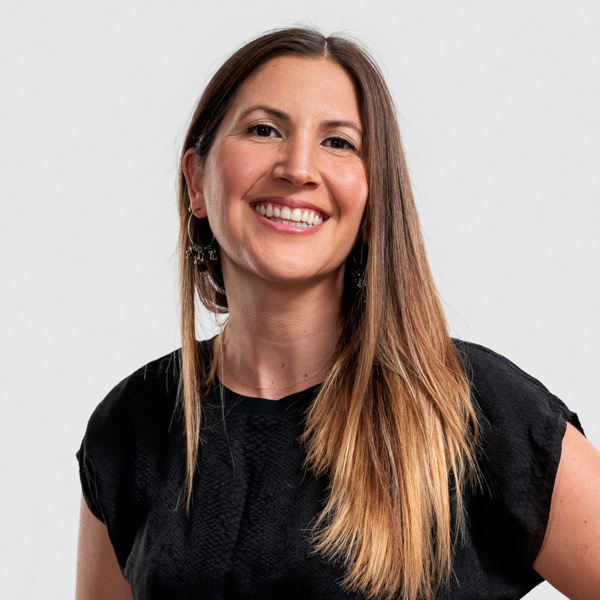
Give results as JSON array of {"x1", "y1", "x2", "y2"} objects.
[{"x1": 253, "y1": 202, "x2": 324, "y2": 227}]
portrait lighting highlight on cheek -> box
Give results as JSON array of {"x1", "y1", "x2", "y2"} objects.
[{"x1": 194, "y1": 56, "x2": 368, "y2": 285}]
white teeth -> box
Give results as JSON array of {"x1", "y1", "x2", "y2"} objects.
[
  {"x1": 271, "y1": 218, "x2": 307, "y2": 227},
  {"x1": 254, "y1": 203, "x2": 324, "y2": 227}
]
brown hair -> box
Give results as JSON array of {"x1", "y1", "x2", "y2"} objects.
[{"x1": 177, "y1": 27, "x2": 479, "y2": 600}]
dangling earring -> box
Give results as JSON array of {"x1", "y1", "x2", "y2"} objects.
[
  {"x1": 186, "y1": 209, "x2": 218, "y2": 273},
  {"x1": 351, "y1": 243, "x2": 366, "y2": 289}
]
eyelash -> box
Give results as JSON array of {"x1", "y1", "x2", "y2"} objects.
[
  {"x1": 247, "y1": 124, "x2": 278, "y2": 138},
  {"x1": 323, "y1": 137, "x2": 356, "y2": 151},
  {"x1": 246, "y1": 124, "x2": 357, "y2": 152}
]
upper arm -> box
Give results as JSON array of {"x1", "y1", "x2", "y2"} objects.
[
  {"x1": 533, "y1": 423, "x2": 600, "y2": 599},
  {"x1": 76, "y1": 495, "x2": 134, "y2": 600}
]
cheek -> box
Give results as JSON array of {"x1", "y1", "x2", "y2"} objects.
[
  {"x1": 333, "y1": 163, "x2": 369, "y2": 216},
  {"x1": 205, "y1": 143, "x2": 267, "y2": 203}
]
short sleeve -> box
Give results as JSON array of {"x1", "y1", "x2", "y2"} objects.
[
  {"x1": 76, "y1": 374, "x2": 142, "y2": 570},
  {"x1": 76, "y1": 351, "x2": 181, "y2": 572},
  {"x1": 77, "y1": 436, "x2": 105, "y2": 522},
  {"x1": 454, "y1": 341, "x2": 584, "y2": 594}
]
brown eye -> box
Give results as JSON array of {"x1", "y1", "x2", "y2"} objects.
[
  {"x1": 248, "y1": 124, "x2": 278, "y2": 137},
  {"x1": 324, "y1": 136, "x2": 356, "y2": 151}
]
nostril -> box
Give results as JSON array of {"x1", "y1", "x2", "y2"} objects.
[{"x1": 272, "y1": 154, "x2": 320, "y2": 187}]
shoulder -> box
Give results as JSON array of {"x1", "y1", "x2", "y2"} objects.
[
  {"x1": 79, "y1": 347, "x2": 184, "y2": 474},
  {"x1": 80, "y1": 337, "x2": 214, "y2": 469},
  {"x1": 452, "y1": 340, "x2": 584, "y2": 573},
  {"x1": 455, "y1": 339, "x2": 554, "y2": 395},
  {"x1": 85, "y1": 349, "x2": 181, "y2": 432},
  {"x1": 79, "y1": 339, "x2": 216, "y2": 484},
  {"x1": 77, "y1": 348, "x2": 184, "y2": 568},
  {"x1": 453, "y1": 339, "x2": 581, "y2": 433}
]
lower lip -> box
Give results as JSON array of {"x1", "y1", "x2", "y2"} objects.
[{"x1": 253, "y1": 210, "x2": 324, "y2": 235}]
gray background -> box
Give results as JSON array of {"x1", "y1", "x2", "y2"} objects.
[{"x1": 1, "y1": 0, "x2": 598, "y2": 598}]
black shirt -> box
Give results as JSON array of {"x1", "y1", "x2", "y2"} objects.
[{"x1": 77, "y1": 340, "x2": 582, "y2": 599}]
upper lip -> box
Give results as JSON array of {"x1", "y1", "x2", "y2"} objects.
[{"x1": 249, "y1": 196, "x2": 329, "y2": 218}]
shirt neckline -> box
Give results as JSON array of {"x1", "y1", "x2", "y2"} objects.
[{"x1": 212, "y1": 377, "x2": 320, "y2": 415}]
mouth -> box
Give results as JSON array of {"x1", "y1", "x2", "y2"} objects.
[{"x1": 251, "y1": 201, "x2": 326, "y2": 228}]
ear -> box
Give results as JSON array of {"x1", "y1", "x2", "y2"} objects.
[{"x1": 182, "y1": 148, "x2": 208, "y2": 218}]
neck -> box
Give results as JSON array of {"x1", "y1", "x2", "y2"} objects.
[{"x1": 216, "y1": 265, "x2": 344, "y2": 400}]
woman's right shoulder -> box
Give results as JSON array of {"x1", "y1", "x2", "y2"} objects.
[
  {"x1": 86, "y1": 338, "x2": 214, "y2": 430},
  {"x1": 86, "y1": 349, "x2": 182, "y2": 431},
  {"x1": 77, "y1": 347, "x2": 190, "y2": 563}
]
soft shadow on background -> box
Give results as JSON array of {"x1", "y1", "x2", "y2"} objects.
[{"x1": 1, "y1": 1, "x2": 598, "y2": 598}]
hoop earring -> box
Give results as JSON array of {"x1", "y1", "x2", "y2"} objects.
[{"x1": 186, "y1": 211, "x2": 218, "y2": 273}]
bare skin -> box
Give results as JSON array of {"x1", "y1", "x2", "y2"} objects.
[
  {"x1": 76, "y1": 497, "x2": 133, "y2": 600},
  {"x1": 533, "y1": 423, "x2": 600, "y2": 599},
  {"x1": 214, "y1": 258, "x2": 344, "y2": 399}
]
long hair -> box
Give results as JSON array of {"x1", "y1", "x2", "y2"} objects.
[{"x1": 177, "y1": 27, "x2": 479, "y2": 600}]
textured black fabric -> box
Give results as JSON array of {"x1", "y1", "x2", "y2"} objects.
[{"x1": 77, "y1": 340, "x2": 583, "y2": 599}]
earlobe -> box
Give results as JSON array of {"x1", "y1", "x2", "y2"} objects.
[{"x1": 182, "y1": 148, "x2": 207, "y2": 218}]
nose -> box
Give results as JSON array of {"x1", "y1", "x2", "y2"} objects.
[{"x1": 271, "y1": 135, "x2": 321, "y2": 188}]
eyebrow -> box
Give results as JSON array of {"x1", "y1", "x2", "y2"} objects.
[{"x1": 239, "y1": 105, "x2": 363, "y2": 137}]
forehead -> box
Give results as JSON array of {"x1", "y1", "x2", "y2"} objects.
[{"x1": 226, "y1": 56, "x2": 362, "y2": 124}]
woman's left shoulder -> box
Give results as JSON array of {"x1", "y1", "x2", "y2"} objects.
[
  {"x1": 448, "y1": 344, "x2": 597, "y2": 594},
  {"x1": 449, "y1": 340, "x2": 585, "y2": 584},
  {"x1": 452, "y1": 339, "x2": 583, "y2": 435}
]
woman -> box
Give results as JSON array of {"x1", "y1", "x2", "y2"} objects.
[{"x1": 76, "y1": 27, "x2": 600, "y2": 599}]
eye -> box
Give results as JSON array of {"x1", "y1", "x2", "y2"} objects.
[
  {"x1": 247, "y1": 124, "x2": 279, "y2": 138},
  {"x1": 323, "y1": 136, "x2": 356, "y2": 151}
]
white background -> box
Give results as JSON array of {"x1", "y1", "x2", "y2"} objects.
[{"x1": 1, "y1": 1, "x2": 598, "y2": 598}]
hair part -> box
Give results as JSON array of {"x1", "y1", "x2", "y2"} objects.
[{"x1": 177, "y1": 26, "x2": 479, "y2": 600}]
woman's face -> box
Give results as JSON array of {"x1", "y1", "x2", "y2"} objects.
[{"x1": 185, "y1": 56, "x2": 368, "y2": 289}]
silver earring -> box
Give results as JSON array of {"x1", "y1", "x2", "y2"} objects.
[{"x1": 186, "y1": 211, "x2": 218, "y2": 273}]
